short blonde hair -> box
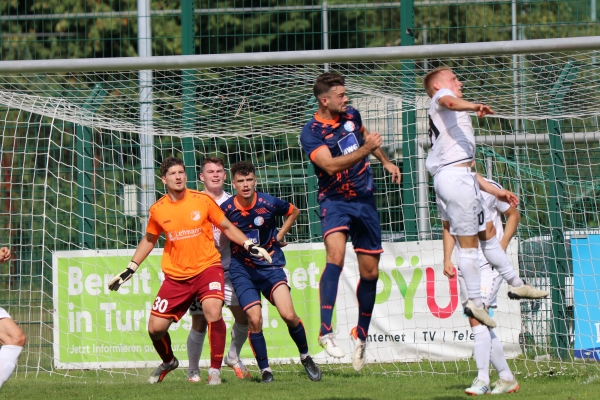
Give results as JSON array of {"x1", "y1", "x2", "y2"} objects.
[{"x1": 423, "y1": 66, "x2": 452, "y2": 97}]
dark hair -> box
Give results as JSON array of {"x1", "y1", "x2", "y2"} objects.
[
  {"x1": 313, "y1": 73, "x2": 345, "y2": 99},
  {"x1": 230, "y1": 161, "x2": 255, "y2": 178},
  {"x1": 160, "y1": 156, "x2": 185, "y2": 177},
  {"x1": 201, "y1": 156, "x2": 225, "y2": 170}
]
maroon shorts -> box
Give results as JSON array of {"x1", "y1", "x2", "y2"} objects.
[{"x1": 151, "y1": 264, "x2": 225, "y2": 322}]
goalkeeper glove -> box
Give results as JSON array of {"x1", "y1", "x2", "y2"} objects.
[
  {"x1": 243, "y1": 240, "x2": 272, "y2": 263},
  {"x1": 108, "y1": 261, "x2": 139, "y2": 291}
]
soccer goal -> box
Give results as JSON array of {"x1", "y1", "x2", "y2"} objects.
[{"x1": 1, "y1": 36, "x2": 600, "y2": 377}]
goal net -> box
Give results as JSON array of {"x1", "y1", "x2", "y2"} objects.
[{"x1": 1, "y1": 38, "x2": 600, "y2": 377}]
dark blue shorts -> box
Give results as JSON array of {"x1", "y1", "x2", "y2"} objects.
[
  {"x1": 320, "y1": 195, "x2": 383, "y2": 254},
  {"x1": 228, "y1": 258, "x2": 289, "y2": 311}
]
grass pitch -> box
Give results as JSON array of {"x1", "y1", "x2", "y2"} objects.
[{"x1": 2, "y1": 361, "x2": 599, "y2": 400}]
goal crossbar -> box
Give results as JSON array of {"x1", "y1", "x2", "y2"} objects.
[{"x1": 0, "y1": 36, "x2": 599, "y2": 73}]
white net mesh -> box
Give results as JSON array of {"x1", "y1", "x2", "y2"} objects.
[{"x1": 1, "y1": 47, "x2": 600, "y2": 377}]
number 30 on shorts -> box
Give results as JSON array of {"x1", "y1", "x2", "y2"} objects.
[{"x1": 152, "y1": 296, "x2": 169, "y2": 313}]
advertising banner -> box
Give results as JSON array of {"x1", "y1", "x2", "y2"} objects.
[
  {"x1": 572, "y1": 235, "x2": 600, "y2": 360},
  {"x1": 53, "y1": 241, "x2": 521, "y2": 368}
]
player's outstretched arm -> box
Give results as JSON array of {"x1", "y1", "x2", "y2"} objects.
[
  {"x1": 476, "y1": 173, "x2": 519, "y2": 207},
  {"x1": 218, "y1": 217, "x2": 273, "y2": 263},
  {"x1": 276, "y1": 205, "x2": 300, "y2": 247},
  {"x1": 108, "y1": 233, "x2": 159, "y2": 291},
  {"x1": 362, "y1": 126, "x2": 401, "y2": 184},
  {"x1": 500, "y1": 206, "x2": 521, "y2": 251},
  {"x1": 438, "y1": 96, "x2": 495, "y2": 117},
  {"x1": 442, "y1": 221, "x2": 456, "y2": 279},
  {"x1": 0, "y1": 247, "x2": 10, "y2": 263},
  {"x1": 312, "y1": 131, "x2": 382, "y2": 176}
]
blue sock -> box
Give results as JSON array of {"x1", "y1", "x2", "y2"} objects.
[
  {"x1": 248, "y1": 331, "x2": 269, "y2": 370},
  {"x1": 356, "y1": 276, "x2": 378, "y2": 341},
  {"x1": 288, "y1": 319, "x2": 309, "y2": 355},
  {"x1": 319, "y1": 263, "x2": 343, "y2": 336}
]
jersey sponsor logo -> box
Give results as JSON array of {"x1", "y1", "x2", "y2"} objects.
[
  {"x1": 254, "y1": 216, "x2": 264, "y2": 226},
  {"x1": 338, "y1": 132, "x2": 359, "y2": 155},
  {"x1": 166, "y1": 227, "x2": 203, "y2": 241},
  {"x1": 344, "y1": 121, "x2": 356, "y2": 132},
  {"x1": 163, "y1": 220, "x2": 171, "y2": 224},
  {"x1": 246, "y1": 229, "x2": 260, "y2": 244},
  {"x1": 209, "y1": 282, "x2": 222, "y2": 291},
  {"x1": 191, "y1": 211, "x2": 201, "y2": 221}
]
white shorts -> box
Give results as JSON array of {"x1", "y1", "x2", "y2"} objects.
[
  {"x1": 458, "y1": 262, "x2": 502, "y2": 309},
  {"x1": 434, "y1": 167, "x2": 485, "y2": 236},
  {"x1": 189, "y1": 271, "x2": 238, "y2": 315},
  {"x1": 0, "y1": 307, "x2": 11, "y2": 319}
]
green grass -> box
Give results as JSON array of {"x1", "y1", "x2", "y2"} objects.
[{"x1": 2, "y1": 362, "x2": 600, "y2": 400}]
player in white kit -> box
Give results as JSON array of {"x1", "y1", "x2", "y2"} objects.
[
  {"x1": 450, "y1": 177, "x2": 525, "y2": 395},
  {"x1": 186, "y1": 157, "x2": 250, "y2": 382},
  {"x1": 0, "y1": 247, "x2": 26, "y2": 389},
  {"x1": 423, "y1": 67, "x2": 547, "y2": 333}
]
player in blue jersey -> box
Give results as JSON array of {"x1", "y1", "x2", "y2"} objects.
[
  {"x1": 300, "y1": 72, "x2": 401, "y2": 371},
  {"x1": 221, "y1": 161, "x2": 322, "y2": 383}
]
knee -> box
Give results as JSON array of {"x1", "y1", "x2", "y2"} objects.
[
  {"x1": 9, "y1": 330, "x2": 26, "y2": 347},
  {"x1": 16, "y1": 332, "x2": 26, "y2": 347},
  {"x1": 247, "y1": 312, "x2": 263, "y2": 333},
  {"x1": 148, "y1": 325, "x2": 165, "y2": 340},
  {"x1": 281, "y1": 313, "x2": 299, "y2": 327},
  {"x1": 191, "y1": 315, "x2": 207, "y2": 333}
]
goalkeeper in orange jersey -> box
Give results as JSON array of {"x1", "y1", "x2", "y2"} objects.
[{"x1": 108, "y1": 157, "x2": 271, "y2": 386}]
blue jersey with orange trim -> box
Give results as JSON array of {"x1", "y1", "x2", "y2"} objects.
[
  {"x1": 300, "y1": 106, "x2": 375, "y2": 203},
  {"x1": 221, "y1": 191, "x2": 293, "y2": 268}
]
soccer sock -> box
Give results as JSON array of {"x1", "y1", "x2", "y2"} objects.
[
  {"x1": 472, "y1": 324, "x2": 491, "y2": 385},
  {"x1": 248, "y1": 331, "x2": 270, "y2": 370},
  {"x1": 187, "y1": 328, "x2": 206, "y2": 373},
  {"x1": 480, "y1": 236, "x2": 524, "y2": 287},
  {"x1": 356, "y1": 276, "x2": 378, "y2": 341},
  {"x1": 208, "y1": 318, "x2": 226, "y2": 370},
  {"x1": 458, "y1": 248, "x2": 484, "y2": 308},
  {"x1": 0, "y1": 345, "x2": 22, "y2": 387},
  {"x1": 152, "y1": 332, "x2": 174, "y2": 364},
  {"x1": 490, "y1": 329, "x2": 514, "y2": 381},
  {"x1": 288, "y1": 319, "x2": 309, "y2": 356},
  {"x1": 319, "y1": 262, "x2": 343, "y2": 336},
  {"x1": 227, "y1": 322, "x2": 248, "y2": 363}
]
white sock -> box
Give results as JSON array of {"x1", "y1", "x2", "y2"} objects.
[
  {"x1": 459, "y1": 248, "x2": 484, "y2": 308},
  {"x1": 187, "y1": 329, "x2": 206, "y2": 374},
  {"x1": 261, "y1": 367, "x2": 272, "y2": 373},
  {"x1": 480, "y1": 237, "x2": 524, "y2": 287},
  {"x1": 472, "y1": 325, "x2": 491, "y2": 385},
  {"x1": 227, "y1": 322, "x2": 248, "y2": 363},
  {"x1": 490, "y1": 329, "x2": 514, "y2": 381},
  {"x1": 0, "y1": 345, "x2": 23, "y2": 387},
  {"x1": 208, "y1": 367, "x2": 220, "y2": 375}
]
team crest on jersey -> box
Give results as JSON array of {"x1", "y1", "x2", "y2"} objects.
[
  {"x1": 343, "y1": 121, "x2": 356, "y2": 132},
  {"x1": 191, "y1": 211, "x2": 201, "y2": 221},
  {"x1": 254, "y1": 216, "x2": 264, "y2": 226}
]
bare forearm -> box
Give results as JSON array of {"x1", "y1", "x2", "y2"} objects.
[
  {"x1": 321, "y1": 146, "x2": 371, "y2": 175},
  {"x1": 131, "y1": 234, "x2": 158, "y2": 265},
  {"x1": 278, "y1": 207, "x2": 300, "y2": 238},
  {"x1": 442, "y1": 225, "x2": 456, "y2": 263},
  {"x1": 222, "y1": 224, "x2": 251, "y2": 247}
]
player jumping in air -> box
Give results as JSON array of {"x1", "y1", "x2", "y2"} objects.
[
  {"x1": 300, "y1": 72, "x2": 401, "y2": 371},
  {"x1": 185, "y1": 157, "x2": 251, "y2": 382},
  {"x1": 449, "y1": 175, "x2": 530, "y2": 395},
  {"x1": 108, "y1": 157, "x2": 271, "y2": 386},
  {"x1": 423, "y1": 66, "x2": 547, "y2": 328},
  {"x1": 221, "y1": 161, "x2": 321, "y2": 383}
]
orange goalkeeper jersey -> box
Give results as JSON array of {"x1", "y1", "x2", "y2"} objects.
[{"x1": 146, "y1": 189, "x2": 226, "y2": 280}]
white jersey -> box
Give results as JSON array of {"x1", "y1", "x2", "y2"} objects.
[
  {"x1": 426, "y1": 88, "x2": 476, "y2": 176},
  {"x1": 454, "y1": 178, "x2": 511, "y2": 266},
  {"x1": 210, "y1": 191, "x2": 232, "y2": 271}
]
